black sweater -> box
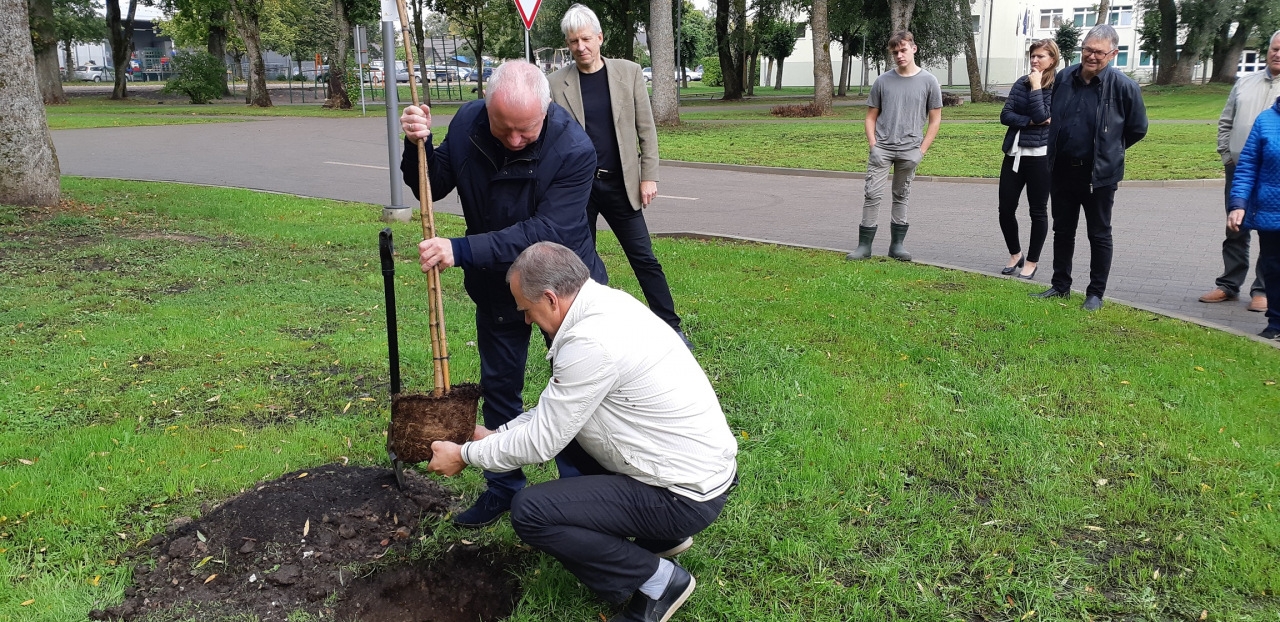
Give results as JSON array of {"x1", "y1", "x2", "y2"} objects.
[{"x1": 1000, "y1": 75, "x2": 1053, "y2": 153}]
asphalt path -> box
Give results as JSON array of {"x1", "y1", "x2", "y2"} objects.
[{"x1": 51, "y1": 116, "x2": 1268, "y2": 340}]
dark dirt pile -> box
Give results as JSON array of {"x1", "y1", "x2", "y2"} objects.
[{"x1": 89, "y1": 464, "x2": 523, "y2": 621}]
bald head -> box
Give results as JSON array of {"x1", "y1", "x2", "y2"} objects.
[{"x1": 486, "y1": 61, "x2": 552, "y2": 151}]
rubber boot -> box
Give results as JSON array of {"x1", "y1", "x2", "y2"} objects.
[
  {"x1": 845, "y1": 225, "x2": 877, "y2": 260},
  {"x1": 888, "y1": 222, "x2": 912, "y2": 261}
]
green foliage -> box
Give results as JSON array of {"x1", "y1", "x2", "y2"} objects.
[
  {"x1": 700, "y1": 55, "x2": 722, "y2": 86},
  {"x1": 1056, "y1": 19, "x2": 1083, "y2": 62},
  {"x1": 760, "y1": 18, "x2": 799, "y2": 62},
  {"x1": 52, "y1": 0, "x2": 107, "y2": 48},
  {"x1": 154, "y1": 0, "x2": 236, "y2": 50},
  {"x1": 260, "y1": 0, "x2": 336, "y2": 62},
  {"x1": 677, "y1": 3, "x2": 714, "y2": 68},
  {"x1": 161, "y1": 51, "x2": 228, "y2": 104}
]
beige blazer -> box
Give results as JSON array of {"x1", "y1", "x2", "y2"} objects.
[{"x1": 548, "y1": 57, "x2": 660, "y2": 211}]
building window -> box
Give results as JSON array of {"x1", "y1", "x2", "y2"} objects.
[
  {"x1": 1115, "y1": 45, "x2": 1129, "y2": 66},
  {"x1": 1139, "y1": 51, "x2": 1152, "y2": 66},
  {"x1": 1072, "y1": 51, "x2": 1082, "y2": 64},
  {"x1": 1108, "y1": 5, "x2": 1133, "y2": 26},
  {"x1": 795, "y1": 22, "x2": 807, "y2": 38},
  {"x1": 1073, "y1": 8, "x2": 1097, "y2": 27},
  {"x1": 1040, "y1": 8, "x2": 1063, "y2": 29},
  {"x1": 972, "y1": 15, "x2": 981, "y2": 33}
]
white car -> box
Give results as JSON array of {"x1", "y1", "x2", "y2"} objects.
[{"x1": 74, "y1": 65, "x2": 117, "y2": 82}]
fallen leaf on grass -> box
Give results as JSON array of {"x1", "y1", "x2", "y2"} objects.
[
  {"x1": 981, "y1": 520, "x2": 1003, "y2": 526},
  {"x1": 89, "y1": 575, "x2": 100, "y2": 586},
  {"x1": 1083, "y1": 525, "x2": 1105, "y2": 532},
  {"x1": 1021, "y1": 610, "x2": 1037, "y2": 620},
  {"x1": 196, "y1": 530, "x2": 206, "y2": 543},
  {"x1": 206, "y1": 395, "x2": 221, "y2": 403},
  {"x1": 1194, "y1": 366, "x2": 1205, "y2": 372},
  {"x1": 297, "y1": 472, "x2": 308, "y2": 479},
  {"x1": 303, "y1": 519, "x2": 310, "y2": 537},
  {"x1": 1153, "y1": 569, "x2": 1160, "y2": 579},
  {"x1": 1200, "y1": 611, "x2": 1208, "y2": 620},
  {"x1": 116, "y1": 532, "x2": 128, "y2": 540},
  {"x1": 17, "y1": 459, "x2": 34, "y2": 466},
  {"x1": 197, "y1": 556, "x2": 212, "y2": 568},
  {"x1": 204, "y1": 574, "x2": 217, "y2": 584},
  {"x1": 1095, "y1": 479, "x2": 1108, "y2": 487},
  {"x1": 21, "y1": 599, "x2": 34, "y2": 606}
]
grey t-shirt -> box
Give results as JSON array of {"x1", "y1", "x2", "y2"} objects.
[{"x1": 867, "y1": 69, "x2": 943, "y2": 151}]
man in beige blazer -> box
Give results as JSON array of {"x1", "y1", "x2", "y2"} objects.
[{"x1": 548, "y1": 3, "x2": 690, "y2": 348}]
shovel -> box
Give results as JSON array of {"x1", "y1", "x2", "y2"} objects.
[{"x1": 379, "y1": 229, "x2": 479, "y2": 489}]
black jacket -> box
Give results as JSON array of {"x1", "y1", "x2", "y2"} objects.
[
  {"x1": 401, "y1": 100, "x2": 607, "y2": 311},
  {"x1": 1000, "y1": 75, "x2": 1053, "y2": 152},
  {"x1": 1047, "y1": 64, "x2": 1148, "y2": 188}
]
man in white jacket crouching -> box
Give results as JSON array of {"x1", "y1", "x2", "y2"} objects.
[{"x1": 427, "y1": 241, "x2": 738, "y2": 622}]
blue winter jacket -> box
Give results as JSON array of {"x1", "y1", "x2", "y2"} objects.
[
  {"x1": 1230, "y1": 96, "x2": 1280, "y2": 232},
  {"x1": 401, "y1": 100, "x2": 607, "y2": 311},
  {"x1": 1000, "y1": 75, "x2": 1053, "y2": 152}
]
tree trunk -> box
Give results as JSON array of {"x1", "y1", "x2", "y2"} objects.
[
  {"x1": 889, "y1": 0, "x2": 916, "y2": 33},
  {"x1": 620, "y1": 0, "x2": 635, "y2": 61},
  {"x1": 964, "y1": 19, "x2": 990, "y2": 102},
  {"x1": 838, "y1": 44, "x2": 851, "y2": 96},
  {"x1": 1211, "y1": 17, "x2": 1251, "y2": 83},
  {"x1": 650, "y1": 0, "x2": 679, "y2": 125},
  {"x1": 208, "y1": 8, "x2": 230, "y2": 96},
  {"x1": 1154, "y1": 0, "x2": 1179, "y2": 84},
  {"x1": 63, "y1": 42, "x2": 75, "y2": 81},
  {"x1": 715, "y1": 0, "x2": 743, "y2": 99},
  {"x1": 1, "y1": 0, "x2": 60, "y2": 206},
  {"x1": 472, "y1": 10, "x2": 486, "y2": 99},
  {"x1": 106, "y1": 0, "x2": 138, "y2": 99},
  {"x1": 1095, "y1": 0, "x2": 1111, "y2": 27},
  {"x1": 811, "y1": 0, "x2": 832, "y2": 113},
  {"x1": 230, "y1": 0, "x2": 272, "y2": 107},
  {"x1": 28, "y1": 0, "x2": 66, "y2": 104},
  {"x1": 747, "y1": 49, "x2": 757, "y2": 95},
  {"x1": 775, "y1": 57, "x2": 784, "y2": 89},
  {"x1": 325, "y1": 0, "x2": 352, "y2": 109}
]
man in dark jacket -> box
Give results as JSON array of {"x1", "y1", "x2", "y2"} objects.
[
  {"x1": 1034, "y1": 24, "x2": 1147, "y2": 311},
  {"x1": 399, "y1": 60, "x2": 608, "y2": 527}
]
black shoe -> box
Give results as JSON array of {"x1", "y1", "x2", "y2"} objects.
[
  {"x1": 1259, "y1": 327, "x2": 1280, "y2": 340},
  {"x1": 1032, "y1": 287, "x2": 1068, "y2": 299},
  {"x1": 676, "y1": 330, "x2": 694, "y2": 351},
  {"x1": 1082, "y1": 295, "x2": 1104, "y2": 312},
  {"x1": 452, "y1": 490, "x2": 511, "y2": 528},
  {"x1": 1001, "y1": 256, "x2": 1024, "y2": 276},
  {"x1": 1016, "y1": 266, "x2": 1038, "y2": 280},
  {"x1": 609, "y1": 564, "x2": 696, "y2": 622}
]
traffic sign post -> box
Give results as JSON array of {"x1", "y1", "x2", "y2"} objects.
[{"x1": 513, "y1": 0, "x2": 541, "y2": 62}]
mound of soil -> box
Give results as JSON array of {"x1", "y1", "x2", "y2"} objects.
[{"x1": 89, "y1": 464, "x2": 522, "y2": 621}]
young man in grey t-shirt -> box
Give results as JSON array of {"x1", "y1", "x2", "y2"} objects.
[{"x1": 848, "y1": 30, "x2": 943, "y2": 262}]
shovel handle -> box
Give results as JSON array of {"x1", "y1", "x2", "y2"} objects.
[{"x1": 379, "y1": 229, "x2": 401, "y2": 396}]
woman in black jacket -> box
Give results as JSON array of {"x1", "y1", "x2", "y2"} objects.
[{"x1": 997, "y1": 39, "x2": 1060, "y2": 279}]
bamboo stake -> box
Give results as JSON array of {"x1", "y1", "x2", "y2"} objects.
[{"x1": 394, "y1": 0, "x2": 450, "y2": 396}]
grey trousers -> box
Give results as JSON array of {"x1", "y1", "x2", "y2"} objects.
[
  {"x1": 862, "y1": 145, "x2": 922, "y2": 227},
  {"x1": 1217, "y1": 162, "x2": 1266, "y2": 298}
]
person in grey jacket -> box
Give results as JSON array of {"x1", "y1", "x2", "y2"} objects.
[
  {"x1": 1199, "y1": 30, "x2": 1280, "y2": 313},
  {"x1": 548, "y1": 4, "x2": 690, "y2": 348},
  {"x1": 997, "y1": 39, "x2": 1060, "y2": 280},
  {"x1": 428, "y1": 242, "x2": 737, "y2": 622},
  {"x1": 1033, "y1": 24, "x2": 1147, "y2": 311}
]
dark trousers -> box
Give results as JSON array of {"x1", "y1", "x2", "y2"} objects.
[
  {"x1": 474, "y1": 308, "x2": 596, "y2": 495},
  {"x1": 510, "y1": 474, "x2": 731, "y2": 604},
  {"x1": 587, "y1": 178, "x2": 682, "y2": 332},
  {"x1": 1257, "y1": 230, "x2": 1280, "y2": 332},
  {"x1": 1216, "y1": 162, "x2": 1266, "y2": 297},
  {"x1": 998, "y1": 155, "x2": 1051, "y2": 262},
  {"x1": 1050, "y1": 165, "x2": 1117, "y2": 298}
]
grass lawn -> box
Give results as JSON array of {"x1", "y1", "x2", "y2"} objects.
[
  {"x1": 658, "y1": 121, "x2": 1221, "y2": 179},
  {"x1": 1, "y1": 179, "x2": 1277, "y2": 621}
]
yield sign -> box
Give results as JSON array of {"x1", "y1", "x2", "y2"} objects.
[{"x1": 514, "y1": 0, "x2": 541, "y2": 30}]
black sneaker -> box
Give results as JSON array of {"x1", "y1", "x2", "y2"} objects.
[
  {"x1": 609, "y1": 563, "x2": 695, "y2": 622},
  {"x1": 452, "y1": 490, "x2": 511, "y2": 528},
  {"x1": 1259, "y1": 327, "x2": 1280, "y2": 340}
]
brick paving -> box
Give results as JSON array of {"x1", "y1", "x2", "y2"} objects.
[{"x1": 51, "y1": 116, "x2": 1270, "y2": 340}]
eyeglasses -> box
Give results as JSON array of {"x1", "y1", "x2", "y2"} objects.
[{"x1": 1081, "y1": 47, "x2": 1114, "y2": 58}]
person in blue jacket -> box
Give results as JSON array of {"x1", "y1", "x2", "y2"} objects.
[
  {"x1": 399, "y1": 60, "x2": 609, "y2": 527},
  {"x1": 1227, "y1": 95, "x2": 1280, "y2": 340}
]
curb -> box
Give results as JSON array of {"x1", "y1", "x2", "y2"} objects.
[{"x1": 654, "y1": 231, "x2": 1276, "y2": 348}]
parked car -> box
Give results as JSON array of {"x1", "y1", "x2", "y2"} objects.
[
  {"x1": 74, "y1": 65, "x2": 119, "y2": 82},
  {"x1": 686, "y1": 65, "x2": 703, "y2": 81},
  {"x1": 394, "y1": 61, "x2": 422, "y2": 83},
  {"x1": 459, "y1": 66, "x2": 492, "y2": 82},
  {"x1": 644, "y1": 67, "x2": 699, "y2": 82},
  {"x1": 642, "y1": 66, "x2": 652, "y2": 81}
]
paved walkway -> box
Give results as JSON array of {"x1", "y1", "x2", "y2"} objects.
[{"x1": 51, "y1": 116, "x2": 1269, "y2": 339}]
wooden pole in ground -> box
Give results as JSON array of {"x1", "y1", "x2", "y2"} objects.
[{"x1": 394, "y1": 0, "x2": 450, "y2": 396}]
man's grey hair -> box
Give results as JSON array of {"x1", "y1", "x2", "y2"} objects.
[
  {"x1": 507, "y1": 242, "x2": 590, "y2": 299},
  {"x1": 1271, "y1": 29, "x2": 1280, "y2": 47},
  {"x1": 486, "y1": 60, "x2": 551, "y2": 114},
  {"x1": 561, "y1": 3, "x2": 603, "y2": 37},
  {"x1": 1084, "y1": 24, "x2": 1120, "y2": 51}
]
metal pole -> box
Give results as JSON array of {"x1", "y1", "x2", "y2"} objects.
[
  {"x1": 356, "y1": 25, "x2": 367, "y2": 115},
  {"x1": 525, "y1": 28, "x2": 531, "y2": 63},
  {"x1": 382, "y1": 18, "x2": 409, "y2": 222},
  {"x1": 982, "y1": 0, "x2": 995, "y2": 92}
]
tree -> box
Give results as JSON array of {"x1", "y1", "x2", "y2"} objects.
[
  {"x1": 159, "y1": 0, "x2": 234, "y2": 95},
  {"x1": 436, "y1": 0, "x2": 517, "y2": 98},
  {"x1": 106, "y1": 0, "x2": 139, "y2": 99},
  {"x1": 888, "y1": 0, "x2": 913, "y2": 32},
  {"x1": 760, "y1": 18, "x2": 796, "y2": 89},
  {"x1": 55, "y1": 0, "x2": 107, "y2": 82},
  {"x1": 1210, "y1": 0, "x2": 1272, "y2": 82},
  {"x1": 811, "y1": 0, "x2": 832, "y2": 112},
  {"x1": 1, "y1": 0, "x2": 61, "y2": 206},
  {"x1": 677, "y1": 2, "x2": 713, "y2": 79},
  {"x1": 1055, "y1": 19, "x2": 1082, "y2": 62},
  {"x1": 714, "y1": 0, "x2": 743, "y2": 99},
  {"x1": 958, "y1": 0, "x2": 989, "y2": 101},
  {"x1": 650, "y1": 0, "x2": 679, "y2": 124},
  {"x1": 29, "y1": 0, "x2": 66, "y2": 104},
  {"x1": 162, "y1": 50, "x2": 226, "y2": 102},
  {"x1": 828, "y1": 0, "x2": 872, "y2": 95},
  {"x1": 323, "y1": 0, "x2": 378, "y2": 109},
  {"x1": 1151, "y1": 0, "x2": 1227, "y2": 84},
  {"x1": 229, "y1": 0, "x2": 271, "y2": 105}
]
